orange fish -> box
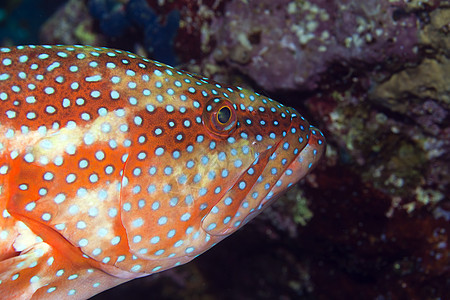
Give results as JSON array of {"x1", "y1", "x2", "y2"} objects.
[{"x1": 0, "y1": 45, "x2": 325, "y2": 299}]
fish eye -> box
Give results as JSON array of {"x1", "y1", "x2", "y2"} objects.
[
  {"x1": 202, "y1": 98, "x2": 237, "y2": 138},
  {"x1": 217, "y1": 106, "x2": 231, "y2": 124}
]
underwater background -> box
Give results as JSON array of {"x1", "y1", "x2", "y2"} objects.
[{"x1": 1, "y1": 0, "x2": 449, "y2": 299}]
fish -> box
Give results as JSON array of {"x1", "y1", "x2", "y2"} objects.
[{"x1": 0, "y1": 45, "x2": 325, "y2": 299}]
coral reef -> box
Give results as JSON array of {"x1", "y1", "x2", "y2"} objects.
[
  {"x1": 204, "y1": 0, "x2": 420, "y2": 91},
  {"x1": 87, "y1": 0, "x2": 180, "y2": 65},
  {"x1": 40, "y1": 0, "x2": 181, "y2": 65},
  {"x1": 40, "y1": 0, "x2": 106, "y2": 46}
]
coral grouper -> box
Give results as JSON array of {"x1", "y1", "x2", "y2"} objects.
[{"x1": 0, "y1": 45, "x2": 325, "y2": 299}]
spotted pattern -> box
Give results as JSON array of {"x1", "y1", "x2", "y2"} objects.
[{"x1": 0, "y1": 45, "x2": 325, "y2": 299}]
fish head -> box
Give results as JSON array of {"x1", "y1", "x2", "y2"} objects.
[
  {"x1": 199, "y1": 92, "x2": 326, "y2": 236},
  {"x1": 119, "y1": 75, "x2": 325, "y2": 267}
]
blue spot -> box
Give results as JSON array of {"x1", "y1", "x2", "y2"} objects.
[
  {"x1": 224, "y1": 197, "x2": 232, "y2": 205},
  {"x1": 181, "y1": 213, "x2": 190, "y2": 221},
  {"x1": 218, "y1": 152, "x2": 226, "y2": 161},
  {"x1": 147, "y1": 185, "x2": 156, "y2": 194},
  {"x1": 239, "y1": 181, "x2": 246, "y2": 189},
  {"x1": 164, "y1": 166, "x2": 172, "y2": 175},
  {"x1": 198, "y1": 188, "x2": 207, "y2": 196},
  {"x1": 163, "y1": 184, "x2": 171, "y2": 193},
  {"x1": 172, "y1": 150, "x2": 180, "y2": 159},
  {"x1": 170, "y1": 197, "x2": 178, "y2": 206},
  {"x1": 149, "y1": 166, "x2": 157, "y2": 175},
  {"x1": 158, "y1": 216, "x2": 167, "y2": 225},
  {"x1": 221, "y1": 169, "x2": 229, "y2": 178},
  {"x1": 155, "y1": 147, "x2": 164, "y2": 156},
  {"x1": 155, "y1": 249, "x2": 165, "y2": 255},
  {"x1": 132, "y1": 185, "x2": 141, "y2": 194},
  {"x1": 178, "y1": 174, "x2": 187, "y2": 184},
  {"x1": 193, "y1": 174, "x2": 201, "y2": 183},
  {"x1": 234, "y1": 160, "x2": 243, "y2": 168},
  {"x1": 185, "y1": 194, "x2": 193, "y2": 205}
]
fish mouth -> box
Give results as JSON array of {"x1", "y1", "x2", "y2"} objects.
[{"x1": 201, "y1": 109, "x2": 325, "y2": 236}]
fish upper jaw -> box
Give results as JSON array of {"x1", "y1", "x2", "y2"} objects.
[{"x1": 201, "y1": 108, "x2": 326, "y2": 237}]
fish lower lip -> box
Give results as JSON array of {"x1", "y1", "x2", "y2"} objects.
[{"x1": 201, "y1": 136, "x2": 290, "y2": 236}]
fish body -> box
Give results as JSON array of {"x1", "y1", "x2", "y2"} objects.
[{"x1": 0, "y1": 45, "x2": 325, "y2": 299}]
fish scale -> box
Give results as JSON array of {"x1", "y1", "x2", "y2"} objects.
[{"x1": 0, "y1": 45, "x2": 325, "y2": 299}]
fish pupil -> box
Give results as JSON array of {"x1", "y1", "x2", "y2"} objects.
[{"x1": 217, "y1": 106, "x2": 231, "y2": 124}]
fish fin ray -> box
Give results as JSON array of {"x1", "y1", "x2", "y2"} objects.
[{"x1": 0, "y1": 220, "x2": 129, "y2": 299}]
